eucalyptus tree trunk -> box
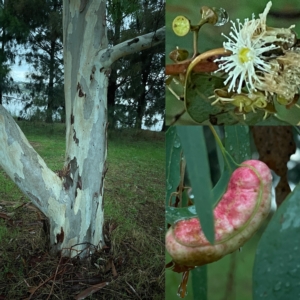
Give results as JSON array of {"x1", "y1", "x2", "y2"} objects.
[{"x1": 0, "y1": 0, "x2": 164, "y2": 258}]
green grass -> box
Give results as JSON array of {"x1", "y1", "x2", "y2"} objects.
[{"x1": 0, "y1": 121, "x2": 165, "y2": 299}]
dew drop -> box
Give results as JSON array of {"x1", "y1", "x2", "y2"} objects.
[
  {"x1": 188, "y1": 188, "x2": 194, "y2": 199},
  {"x1": 174, "y1": 137, "x2": 181, "y2": 148},
  {"x1": 289, "y1": 268, "x2": 297, "y2": 275},
  {"x1": 273, "y1": 281, "x2": 281, "y2": 292},
  {"x1": 285, "y1": 282, "x2": 290, "y2": 288},
  {"x1": 177, "y1": 285, "x2": 188, "y2": 298},
  {"x1": 213, "y1": 8, "x2": 229, "y2": 27}
]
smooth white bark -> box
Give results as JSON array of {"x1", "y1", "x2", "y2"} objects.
[
  {"x1": 0, "y1": 0, "x2": 165, "y2": 258},
  {"x1": 99, "y1": 26, "x2": 165, "y2": 68}
]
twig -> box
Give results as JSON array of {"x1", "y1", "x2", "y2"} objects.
[
  {"x1": 121, "y1": 242, "x2": 141, "y2": 254},
  {"x1": 166, "y1": 60, "x2": 219, "y2": 75},
  {"x1": 25, "y1": 265, "x2": 66, "y2": 300},
  {"x1": 46, "y1": 255, "x2": 64, "y2": 300},
  {"x1": 125, "y1": 281, "x2": 142, "y2": 300},
  {"x1": 166, "y1": 49, "x2": 231, "y2": 76}
]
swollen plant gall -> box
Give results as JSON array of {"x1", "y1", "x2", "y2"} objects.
[{"x1": 166, "y1": 160, "x2": 272, "y2": 266}]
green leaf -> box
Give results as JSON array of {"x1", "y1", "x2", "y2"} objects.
[
  {"x1": 183, "y1": 74, "x2": 278, "y2": 125},
  {"x1": 185, "y1": 74, "x2": 229, "y2": 124},
  {"x1": 215, "y1": 126, "x2": 224, "y2": 171},
  {"x1": 166, "y1": 127, "x2": 182, "y2": 208},
  {"x1": 274, "y1": 100, "x2": 300, "y2": 125},
  {"x1": 176, "y1": 126, "x2": 214, "y2": 244},
  {"x1": 165, "y1": 206, "x2": 197, "y2": 225},
  {"x1": 211, "y1": 168, "x2": 231, "y2": 207},
  {"x1": 211, "y1": 126, "x2": 251, "y2": 206},
  {"x1": 253, "y1": 183, "x2": 300, "y2": 299},
  {"x1": 224, "y1": 126, "x2": 251, "y2": 164},
  {"x1": 191, "y1": 266, "x2": 207, "y2": 300}
]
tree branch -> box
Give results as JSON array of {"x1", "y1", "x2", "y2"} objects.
[
  {"x1": 0, "y1": 105, "x2": 62, "y2": 215},
  {"x1": 98, "y1": 26, "x2": 165, "y2": 68}
]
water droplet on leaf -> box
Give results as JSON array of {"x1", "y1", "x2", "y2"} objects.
[
  {"x1": 214, "y1": 8, "x2": 229, "y2": 26},
  {"x1": 273, "y1": 281, "x2": 281, "y2": 291},
  {"x1": 174, "y1": 137, "x2": 181, "y2": 148},
  {"x1": 289, "y1": 268, "x2": 297, "y2": 275},
  {"x1": 187, "y1": 188, "x2": 194, "y2": 199}
]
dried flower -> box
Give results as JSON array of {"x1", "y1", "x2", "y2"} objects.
[{"x1": 255, "y1": 50, "x2": 300, "y2": 101}]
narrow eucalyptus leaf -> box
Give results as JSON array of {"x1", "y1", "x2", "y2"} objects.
[
  {"x1": 166, "y1": 127, "x2": 182, "y2": 208},
  {"x1": 176, "y1": 126, "x2": 214, "y2": 244},
  {"x1": 253, "y1": 183, "x2": 300, "y2": 300}
]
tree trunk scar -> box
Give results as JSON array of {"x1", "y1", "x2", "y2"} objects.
[
  {"x1": 99, "y1": 162, "x2": 108, "y2": 196},
  {"x1": 77, "y1": 82, "x2": 84, "y2": 97},
  {"x1": 79, "y1": 0, "x2": 88, "y2": 13},
  {"x1": 127, "y1": 38, "x2": 139, "y2": 46},
  {"x1": 78, "y1": 89, "x2": 85, "y2": 97},
  {"x1": 73, "y1": 129, "x2": 79, "y2": 145},
  {"x1": 90, "y1": 66, "x2": 96, "y2": 81},
  {"x1": 56, "y1": 227, "x2": 64, "y2": 244},
  {"x1": 76, "y1": 175, "x2": 82, "y2": 190}
]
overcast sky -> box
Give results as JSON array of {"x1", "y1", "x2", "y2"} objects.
[{"x1": 11, "y1": 62, "x2": 30, "y2": 82}]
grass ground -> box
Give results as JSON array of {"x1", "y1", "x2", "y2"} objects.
[{"x1": 0, "y1": 121, "x2": 165, "y2": 299}]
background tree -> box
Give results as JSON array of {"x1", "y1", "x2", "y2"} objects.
[
  {"x1": 0, "y1": 0, "x2": 27, "y2": 105},
  {"x1": 107, "y1": 0, "x2": 164, "y2": 129},
  {"x1": 0, "y1": 0, "x2": 165, "y2": 258},
  {"x1": 19, "y1": 0, "x2": 64, "y2": 123},
  {"x1": 0, "y1": 0, "x2": 47, "y2": 105},
  {"x1": 106, "y1": 0, "x2": 139, "y2": 128}
]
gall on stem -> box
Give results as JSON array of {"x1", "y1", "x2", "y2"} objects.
[{"x1": 166, "y1": 160, "x2": 272, "y2": 267}]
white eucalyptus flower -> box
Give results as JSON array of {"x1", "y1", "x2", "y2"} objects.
[{"x1": 215, "y1": 2, "x2": 278, "y2": 94}]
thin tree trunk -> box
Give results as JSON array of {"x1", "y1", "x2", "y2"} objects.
[
  {"x1": 107, "y1": 0, "x2": 122, "y2": 129},
  {"x1": 46, "y1": 39, "x2": 56, "y2": 123}
]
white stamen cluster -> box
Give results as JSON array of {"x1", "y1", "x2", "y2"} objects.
[{"x1": 215, "y1": 1, "x2": 296, "y2": 95}]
